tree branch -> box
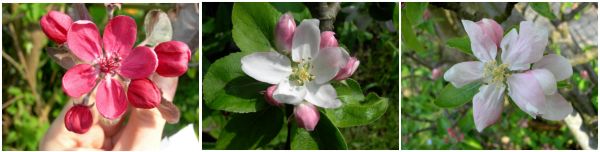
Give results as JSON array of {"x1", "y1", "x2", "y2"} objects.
[{"x1": 305, "y1": 2, "x2": 340, "y2": 31}]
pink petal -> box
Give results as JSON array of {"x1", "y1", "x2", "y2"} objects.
[
  {"x1": 443, "y1": 61, "x2": 484, "y2": 88},
  {"x1": 102, "y1": 15, "x2": 137, "y2": 58},
  {"x1": 294, "y1": 102, "x2": 320, "y2": 131},
  {"x1": 475, "y1": 18, "x2": 503, "y2": 47},
  {"x1": 319, "y1": 31, "x2": 338, "y2": 49},
  {"x1": 532, "y1": 54, "x2": 573, "y2": 81},
  {"x1": 64, "y1": 105, "x2": 93, "y2": 134},
  {"x1": 540, "y1": 93, "x2": 573, "y2": 120},
  {"x1": 275, "y1": 13, "x2": 296, "y2": 52},
  {"x1": 40, "y1": 11, "x2": 73, "y2": 44},
  {"x1": 62, "y1": 64, "x2": 98, "y2": 97},
  {"x1": 118, "y1": 46, "x2": 158, "y2": 79},
  {"x1": 96, "y1": 78, "x2": 127, "y2": 119},
  {"x1": 461, "y1": 20, "x2": 497, "y2": 62},
  {"x1": 154, "y1": 41, "x2": 191, "y2": 77},
  {"x1": 500, "y1": 21, "x2": 548, "y2": 70},
  {"x1": 127, "y1": 78, "x2": 161, "y2": 109},
  {"x1": 473, "y1": 84, "x2": 505, "y2": 132},
  {"x1": 507, "y1": 71, "x2": 546, "y2": 118},
  {"x1": 530, "y1": 69, "x2": 557, "y2": 95},
  {"x1": 264, "y1": 85, "x2": 282, "y2": 106},
  {"x1": 67, "y1": 20, "x2": 103, "y2": 63}
]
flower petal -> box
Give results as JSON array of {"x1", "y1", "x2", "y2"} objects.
[
  {"x1": 320, "y1": 31, "x2": 338, "y2": 49},
  {"x1": 507, "y1": 71, "x2": 546, "y2": 118},
  {"x1": 275, "y1": 13, "x2": 296, "y2": 52},
  {"x1": 532, "y1": 54, "x2": 573, "y2": 81},
  {"x1": 67, "y1": 20, "x2": 102, "y2": 63},
  {"x1": 40, "y1": 11, "x2": 73, "y2": 44},
  {"x1": 291, "y1": 19, "x2": 320, "y2": 62},
  {"x1": 443, "y1": 61, "x2": 484, "y2": 88},
  {"x1": 118, "y1": 46, "x2": 158, "y2": 79},
  {"x1": 476, "y1": 18, "x2": 503, "y2": 47},
  {"x1": 473, "y1": 84, "x2": 505, "y2": 132},
  {"x1": 241, "y1": 51, "x2": 292, "y2": 84},
  {"x1": 540, "y1": 93, "x2": 573, "y2": 120},
  {"x1": 311, "y1": 47, "x2": 344, "y2": 84},
  {"x1": 96, "y1": 77, "x2": 127, "y2": 119},
  {"x1": 127, "y1": 78, "x2": 161, "y2": 109},
  {"x1": 294, "y1": 102, "x2": 320, "y2": 131},
  {"x1": 154, "y1": 41, "x2": 192, "y2": 77},
  {"x1": 501, "y1": 21, "x2": 548, "y2": 70},
  {"x1": 305, "y1": 82, "x2": 341, "y2": 108},
  {"x1": 102, "y1": 15, "x2": 137, "y2": 58},
  {"x1": 62, "y1": 64, "x2": 98, "y2": 97},
  {"x1": 530, "y1": 69, "x2": 557, "y2": 95},
  {"x1": 64, "y1": 105, "x2": 93, "y2": 134},
  {"x1": 273, "y1": 80, "x2": 307, "y2": 105},
  {"x1": 462, "y1": 20, "x2": 497, "y2": 61}
]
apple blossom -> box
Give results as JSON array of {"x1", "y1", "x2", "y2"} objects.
[
  {"x1": 264, "y1": 85, "x2": 282, "y2": 106},
  {"x1": 319, "y1": 31, "x2": 360, "y2": 81},
  {"x1": 154, "y1": 41, "x2": 192, "y2": 77},
  {"x1": 444, "y1": 19, "x2": 573, "y2": 132},
  {"x1": 275, "y1": 13, "x2": 296, "y2": 52},
  {"x1": 128, "y1": 78, "x2": 162, "y2": 109},
  {"x1": 40, "y1": 11, "x2": 73, "y2": 44},
  {"x1": 64, "y1": 104, "x2": 93, "y2": 134},
  {"x1": 294, "y1": 102, "x2": 320, "y2": 131}
]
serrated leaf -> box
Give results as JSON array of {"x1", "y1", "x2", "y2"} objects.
[
  {"x1": 435, "y1": 81, "x2": 482, "y2": 108},
  {"x1": 446, "y1": 36, "x2": 473, "y2": 55},
  {"x1": 290, "y1": 112, "x2": 348, "y2": 150},
  {"x1": 216, "y1": 107, "x2": 284, "y2": 149},
  {"x1": 530, "y1": 2, "x2": 557, "y2": 20},
  {"x1": 203, "y1": 52, "x2": 270, "y2": 113},
  {"x1": 143, "y1": 9, "x2": 173, "y2": 46},
  {"x1": 232, "y1": 2, "x2": 281, "y2": 52},
  {"x1": 325, "y1": 79, "x2": 389, "y2": 128}
]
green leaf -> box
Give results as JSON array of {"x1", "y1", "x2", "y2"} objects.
[
  {"x1": 404, "y1": 2, "x2": 428, "y2": 25},
  {"x1": 446, "y1": 36, "x2": 472, "y2": 55},
  {"x1": 325, "y1": 79, "x2": 389, "y2": 128},
  {"x1": 232, "y1": 2, "x2": 281, "y2": 52},
  {"x1": 393, "y1": 3, "x2": 399, "y2": 29},
  {"x1": 457, "y1": 109, "x2": 475, "y2": 133},
  {"x1": 400, "y1": 6, "x2": 425, "y2": 52},
  {"x1": 290, "y1": 113, "x2": 348, "y2": 150},
  {"x1": 270, "y1": 2, "x2": 312, "y2": 21},
  {"x1": 143, "y1": 9, "x2": 173, "y2": 46},
  {"x1": 530, "y1": 2, "x2": 557, "y2": 20},
  {"x1": 203, "y1": 52, "x2": 270, "y2": 113},
  {"x1": 216, "y1": 107, "x2": 284, "y2": 149},
  {"x1": 435, "y1": 81, "x2": 482, "y2": 108}
]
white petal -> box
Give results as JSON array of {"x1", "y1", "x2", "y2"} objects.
[
  {"x1": 311, "y1": 47, "x2": 344, "y2": 84},
  {"x1": 292, "y1": 19, "x2": 320, "y2": 62},
  {"x1": 241, "y1": 51, "x2": 293, "y2": 84},
  {"x1": 273, "y1": 80, "x2": 307, "y2": 105},
  {"x1": 304, "y1": 82, "x2": 341, "y2": 108},
  {"x1": 530, "y1": 69, "x2": 557, "y2": 95},
  {"x1": 443, "y1": 61, "x2": 484, "y2": 88},
  {"x1": 540, "y1": 93, "x2": 573, "y2": 120},
  {"x1": 501, "y1": 21, "x2": 547, "y2": 70},
  {"x1": 533, "y1": 54, "x2": 573, "y2": 81},
  {"x1": 507, "y1": 72, "x2": 546, "y2": 118},
  {"x1": 462, "y1": 20, "x2": 497, "y2": 62},
  {"x1": 473, "y1": 84, "x2": 505, "y2": 132}
]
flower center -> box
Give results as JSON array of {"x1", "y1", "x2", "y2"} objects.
[
  {"x1": 483, "y1": 60, "x2": 510, "y2": 85},
  {"x1": 99, "y1": 52, "x2": 121, "y2": 75},
  {"x1": 290, "y1": 63, "x2": 314, "y2": 85}
]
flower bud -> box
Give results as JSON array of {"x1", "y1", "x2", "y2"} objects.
[
  {"x1": 320, "y1": 31, "x2": 338, "y2": 49},
  {"x1": 580, "y1": 70, "x2": 589, "y2": 80},
  {"x1": 40, "y1": 11, "x2": 73, "y2": 44},
  {"x1": 475, "y1": 18, "x2": 503, "y2": 47},
  {"x1": 431, "y1": 67, "x2": 443, "y2": 80},
  {"x1": 333, "y1": 57, "x2": 360, "y2": 81},
  {"x1": 294, "y1": 102, "x2": 320, "y2": 131},
  {"x1": 127, "y1": 78, "x2": 162, "y2": 109},
  {"x1": 264, "y1": 85, "x2": 282, "y2": 106},
  {"x1": 154, "y1": 41, "x2": 191, "y2": 77},
  {"x1": 275, "y1": 13, "x2": 296, "y2": 52},
  {"x1": 64, "y1": 104, "x2": 93, "y2": 134}
]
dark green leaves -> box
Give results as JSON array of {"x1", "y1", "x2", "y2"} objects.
[
  {"x1": 435, "y1": 81, "x2": 482, "y2": 108},
  {"x1": 203, "y1": 52, "x2": 270, "y2": 113},
  {"x1": 446, "y1": 36, "x2": 473, "y2": 56},
  {"x1": 400, "y1": 3, "x2": 427, "y2": 52},
  {"x1": 290, "y1": 113, "x2": 348, "y2": 150},
  {"x1": 216, "y1": 107, "x2": 284, "y2": 149},
  {"x1": 326, "y1": 79, "x2": 389, "y2": 127},
  {"x1": 232, "y1": 2, "x2": 281, "y2": 52},
  {"x1": 530, "y1": 2, "x2": 557, "y2": 20}
]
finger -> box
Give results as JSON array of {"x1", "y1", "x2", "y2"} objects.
[{"x1": 111, "y1": 108, "x2": 166, "y2": 150}]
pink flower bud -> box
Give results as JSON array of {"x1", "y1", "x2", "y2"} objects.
[
  {"x1": 264, "y1": 85, "x2": 282, "y2": 106},
  {"x1": 475, "y1": 18, "x2": 503, "y2": 47},
  {"x1": 320, "y1": 31, "x2": 338, "y2": 48},
  {"x1": 333, "y1": 57, "x2": 360, "y2": 81},
  {"x1": 154, "y1": 41, "x2": 191, "y2": 77},
  {"x1": 431, "y1": 67, "x2": 443, "y2": 80},
  {"x1": 275, "y1": 13, "x2": 296, "y2": 52},
  {"x1": 580, "y1": 70, "x2": 589, "y2": 80},
  {"x1": 127, "y1": 78, "x2": 161, "y2": 109},
  {"x1": 64, "y1": 104, "x2": 93, "y2": 134},
  {"x1": 40, "y1": 11, "x2": 73, "y2": 44},
  {"x1": 294, "y1": 103, "x2": 320, "y2": 131}
]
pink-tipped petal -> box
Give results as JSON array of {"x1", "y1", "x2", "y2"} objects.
[
  {"x1": 333, "y1": 56, "x2": 360, "y2": 81},
  {"x1": 507, "y1": 71, "x2": 546, "y2": 118},
  {"x1": 473, "y1": 84, "x2": 505, "y2": 132},
  {"x1": 533, "y1": 54, "x2": 573, "y2": 81},
  {"x1": 443, "y1": 61, "x2": 484, "y2": 88},
  {"x1": 64, "y1": 105, "x2": 93, "y2": 134},
  {"x1": 40, "y1": 11, "x2": 73, "y2": 44},
  {"x1": 264, "y1": 85, "x2": 282, "y2": 106},
  {"x1": 102, "y1": 15, "x2": 137, "y2": 58},
  {"x1": 118, "y1": 46, "x2": 158, "y2": 79},
  {"x1": 320, "y1": 31, "x2": 338, "y2": 49},
  {"x1": 294, "y1": 102, "x2": 320, "y2": 131},
  {"x1": 540, "y1": 93, "x2": 573, "y2": 120},
  {"x1": 154, "y1": 41, "x2": 191, "y2": 77},
  {"x1": 475, "y1": 18, "x2": 503, "y2": 47},
  {"x1": 96, "y1": 78, "x2": 127, "y2": 119},
  {"x1": 461, "y1": 20, "x2": 497, "y2": 62},
  {"x1": 67, "y1": 20, "x2": 103, "y2": 63},
  {"x1": 127, "y1": 78, "x2": 161, "y2": 109},
  {"x1": 500, "y1": 21, "x2": 548, "y2": 70},
  {"x1": 275, "y1": 13, "x2": 296, "y2": 52},
  {"x1": 62, "y1": 64, "x2": 98, "y2": 97}
]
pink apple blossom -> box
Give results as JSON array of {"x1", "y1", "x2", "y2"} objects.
[
  {"x1": 264, "y1": 85, "x2": 282, "y2": 106},
  {"x1": 64, "y1": 105, "x2": 93, "y2": 134},
  {"x1": 154, "y1": 41, "x2": 192, "y2": 77},
  {"x1": 319, "y1": 31, "x2": 360, "y2": 81},
  {"x1": 40, "y1": 11, "x2": 73, "y2": 44},
  {"x1": 294, "y1": 102, "x2": 320, "y2": 131},
  {"x1": 275, "y1": 13, "x2": 296, "y2": 52},
  {"x1": 444, "y1": 19, "x2": 573, "y2": 132}
]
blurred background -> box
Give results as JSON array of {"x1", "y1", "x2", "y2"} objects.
[
  {"x1": 1, "y1": 3, "x2": 199, "y2": 150},
  {"x1": 401, "y1": 2, "x2": 597, "y2": 149},
  {"x1": 202, "y1": 2, "x2": 399, "y2": 149}
]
